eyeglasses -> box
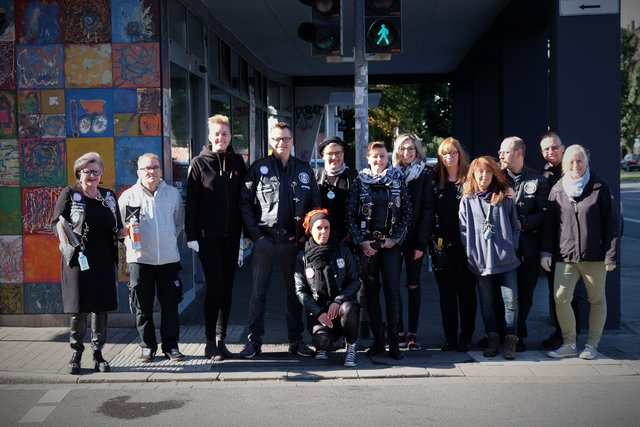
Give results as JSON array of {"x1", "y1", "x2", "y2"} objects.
[
  {"x1": 81, "y1": 170, "x2": 102, "y2": 177},
  {"x1": 442, "y1": 151, "x2": 458, "y2": 157},
  {"x1": 324, "y1": 150, "x2": 343, "y2": 157},
  {"x1": 542, "y1": 145, "x2": 561, "y2": 152},
  {"x1": 272, "y1": 136, "x2": 292, "y2": 143},
  {"x1": 399, "y1": 146, "x2": 416, "y2": 152},
  {"x1": 138, "y1": 166, "x2": 161, "y2": 172}
]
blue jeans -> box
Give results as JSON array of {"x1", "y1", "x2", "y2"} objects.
[{"x1": 475, "y1": 270, "x2": 518, "y2": 336}]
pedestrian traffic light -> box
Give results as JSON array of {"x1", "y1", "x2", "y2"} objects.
[
  {"x1": 365, "y1": 0, "x2": 402, "y2": 54},
  {"x1": 298, "y1": 0, "x2": 343, "y2": 56}
]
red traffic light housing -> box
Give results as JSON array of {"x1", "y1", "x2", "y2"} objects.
[
  {"x1": 365, "y1": 0, "x2": 402, "y2": 54},
  {"x1": 298, "y1": 0, "x2": 343, "y2": 56}
]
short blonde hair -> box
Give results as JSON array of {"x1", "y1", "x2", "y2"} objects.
[
  {"x1": 562, "y1": 144, "x2": 590, "y2": 174},
  {"x1": 73, "y1": 152, "x2": 104, "y2": 180},
  {"x1": 207, "y1": 114, "x2": 230, "y2": 127},
  {"x1": 392, "y1": 134, "x2": 426, "y2": 166}
]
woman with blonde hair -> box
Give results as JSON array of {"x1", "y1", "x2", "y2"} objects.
[
  {"x1": 429, "y1": 137, "x2": 477, "y2": 352},
  {"x1": 459, "y1": 156, "x2": 520, "y2": 359}
]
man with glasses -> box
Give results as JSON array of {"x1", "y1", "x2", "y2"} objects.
[
  {"x1": 499, "y1": 137, "x2": 550, "y2": 352},
  {"x1": 118, "y1": 153, "x2": 186, "y2": 363},
  {"x1": 239, "y1": 122, "x2": 321, "y2": 358}
]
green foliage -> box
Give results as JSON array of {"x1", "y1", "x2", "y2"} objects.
[{"x1": 621, "y1": 28, "x2": 640, "y2": 150}]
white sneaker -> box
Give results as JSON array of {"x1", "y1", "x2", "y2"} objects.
[
  {"x1": 579, "y1": 345, "x2": 598, "y2": 360},
  {"x1": 343, "y1": 342, "x2": 357, "y2": 367},
  {"x1": 548, "y1": 343, "x2": 577, "y2": 358},
  {"x1": 314, "y1": 350, "x2": 328, "y2": 360}
]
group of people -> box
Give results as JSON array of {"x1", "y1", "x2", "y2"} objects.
[{"x1": 52, "y1": 115, "x2": 618, "y2": 374}]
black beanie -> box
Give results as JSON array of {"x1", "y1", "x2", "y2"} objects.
[{"x1": 318, "y1": 136, "x2": 346, "y2": 155}]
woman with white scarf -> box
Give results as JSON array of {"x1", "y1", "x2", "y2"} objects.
[
  {"x1": 391, "y1": 134, "x2": 435, "y2": 351},
  {"x1": 541, "y1": 145, "x2": 619, "y2": 360},
  {"x1": 347, "y1": 141, "x2": 412, "y2": 360}
]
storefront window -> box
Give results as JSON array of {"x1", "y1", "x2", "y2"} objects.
[
  {"x1": 232, "y1": 97, "x2": 250, "y2": 164},
  {"x1": 168, "y1": 0, "x2": 186, "y2": 48}
]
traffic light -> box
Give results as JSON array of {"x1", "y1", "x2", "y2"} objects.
[
  {"x1": 365, "y1": 0, "x2": 402, "y2": 54},
  {"x1": 298, "y1": 0, "x2": 343, "y2": 56}
]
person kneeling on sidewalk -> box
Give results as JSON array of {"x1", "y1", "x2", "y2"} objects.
[{"x1": 294, "y1": 209, "x2": 361, "y2": 367}]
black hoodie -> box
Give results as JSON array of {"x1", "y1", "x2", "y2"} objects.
[{"x1": 185, "y1": 144, "x2": 247, "y2": 240}]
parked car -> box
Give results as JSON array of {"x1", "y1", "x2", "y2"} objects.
[{"x1": 621, "y1": 153, "x2": 640, "y2": 171}]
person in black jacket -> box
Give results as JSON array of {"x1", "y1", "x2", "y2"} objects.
[
  {"x1": 295, "y1": 209, "x2": 361, "y2": 367},
  {"x1": 499, "y1": 136, "x2": 549, "y2": 352},
  {"x1": 186, "y1": 114, "x2": 247, "y2": 361},
  {"x1": 541, "y1": 145, "x2": 619, "y2": 360},
  {"x1": 238, "y1": 121, "x2": 321, "y2": 359},
  {"x1": 391, "y1": 133, "x2": 434, "y2": 351},
  {"x1": 347, "y1": 141, "x2": 412, "y2": 360}
]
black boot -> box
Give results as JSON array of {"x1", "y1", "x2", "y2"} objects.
[
  {"x1": 93, "y1": 350, "x2": 110, "y2": 372},
  {"x1": 388, "y1": 332, "x2": 404, "y2": 360},
  {"x1": 68, "y1": 351, "x2": 82, "y2": 375},
  {"x1": 366, "y1": 328, "x2": 385, "y2": 356},
  {"x1": 217, "y1": 336, "x2": 234, "y2": 360}
]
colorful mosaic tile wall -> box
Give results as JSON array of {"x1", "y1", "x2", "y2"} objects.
[{"x1": 0, "y1": 0, "x2": 164, "y2": 315}]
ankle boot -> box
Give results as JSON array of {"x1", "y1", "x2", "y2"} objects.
[
  {"x1": 93, "y1": 350, "x2": 110, "y2": 372},
  {"x1": 503, "y1": 334, "x2": 518, "y2": 360},
  {"x1": 68, "y1": 351, "x2": 82, "y2": 375},
  {"x1": 204, "y1": 340, "x2": 216, "y2": 358},
  {"x1": 483, "y1": 332, "x2": 500, "y2": 358},
  {"x1": 366, "y1": 328, "x2": 385, "y2": 356},
  {"x1": 387, "y1": 330, "x2": 404, "y2": 360},
  {"x1": 217, "y1": 336, "x2": 233, "y2": 360}
]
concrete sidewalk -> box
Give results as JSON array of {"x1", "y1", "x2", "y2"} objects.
[{"x1": 1, "y1": 236, "x2": 639, "y2": 384}]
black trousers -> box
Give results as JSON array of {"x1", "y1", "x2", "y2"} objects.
[
  {"x1": 128, "y1": 262, "x2": 181, "y2": 353},
  {"x1": 433, "y1": 245, "x2": 477, "y2": 344},
  {"x1": 308, "y1": 301, "x2": 360, "y2": 349},
  {"x1": 361, "y1": 245, "x2": 402, "y2": 341},
  {"x1": 198, "y1": 235, "x2": 240, "y2": 340},
  {"x1": 516, "y1": 255, "x2": 540, "y2": 338},
  {"x1": 397, "y1": 246, "x2": 424, "y2": 334}
]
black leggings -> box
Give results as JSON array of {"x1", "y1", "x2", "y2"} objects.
[{"x1": 309, "y1": 301, "x2": 360, "y2": 349}]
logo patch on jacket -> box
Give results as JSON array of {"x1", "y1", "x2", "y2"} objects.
[
  {"x1": 260, "y1": 166, "x2": 269, "y2": 175},
  {"x1": 336, "y1": 258, "x2": 345, "y2": 268},
  {"x1": 305, "y1": 267, "x2": 314, "y2": 279},
  {"x1": 298, "y1": 172, "x2": 310, "y2": 184},
  {"x1": 524, "y1": 182, "x2": 537, "y2": 195}
]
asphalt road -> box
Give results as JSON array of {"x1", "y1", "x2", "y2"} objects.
[
  {"x1": 2, "y1": 378, "x2": 640, "y2": 426},
  {"x1": 621, "y1": 181, "x2": 640, "y2": 239}
]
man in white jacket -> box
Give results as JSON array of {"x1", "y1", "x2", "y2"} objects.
[{"x1": 119, "y1": 153, "x2": 185, "y2": 363}]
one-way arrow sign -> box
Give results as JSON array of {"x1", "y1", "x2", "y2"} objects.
[{"x1": 560, "y1": 0, "x2": 619, "y2": 16}]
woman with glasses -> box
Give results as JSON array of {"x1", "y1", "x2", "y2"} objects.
[
  {"x1": 347, "y1": 141, "x2": 411, "y2": 360},
  {"x1": 52, "y1": 152, "x2": 125, "y2": 374},
  {"x1": 430, "y1": 138, "x2": 477, "y2": 352},
  {"x1": 459, "y1": 156, "x2": 521, "y2": 360},
  {"x1": 390, "y1": 134, "x2": 434, "y2": 351},
  {"x1": 185, "y1": 114, "x2": 247, "y2": 361}
]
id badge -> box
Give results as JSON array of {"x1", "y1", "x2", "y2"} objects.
[{"x1": 78, "y1": 252, "x2": 90, "y2": 271}]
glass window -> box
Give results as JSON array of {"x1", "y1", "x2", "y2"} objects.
[
  {"x1": 220, "y1": 42, "x2": 231, "y2": 84},
  {"x1": 168, "y1": 0, "x2": 186, "y2": 48},
  {"x1": 210, "y1": 85, "x2": 231, "y2": 118},
  {"x1": 187, "y1": 11, "x2": 204, "y2": 59},
  {"x1": 267, "y1": 80, "x2": 280, "y2": 110},
  {"x1": 280, "y1": 85, "x2": 291, "y2": 112},
  {"x1": 238, "y1": 58, "x2": 248, "y2": 95},
  {"x1": 208, "y1": 30, "x2": 220, "y2": 80},
  {"x1": 232, "y1": 97, "x2": 250, "y2": 164},
  {"x1": 230, "y1": 50, "x2": 239, "y2": 90}
]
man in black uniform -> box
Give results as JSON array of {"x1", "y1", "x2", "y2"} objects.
[
  {"x1": 238, "y1": 122, "x2": 321, "y2": 358},
  {"x1": 499, "y1": 136, "x2": 549, "y2": 352}
]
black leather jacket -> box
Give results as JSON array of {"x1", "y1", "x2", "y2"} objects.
[
  {"x1": 240, "y1": 155, "x2": 321, "y2": 242},
  {"x1": 294, "y1": 243, "x2": 361, "y2": 318},
  {"x1": 505, "y1": 167, "x2": 550, "y2": 258}
]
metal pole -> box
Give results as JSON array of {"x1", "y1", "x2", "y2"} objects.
[{"x1": 354, "y1": 0, "x2": 368, "y2": 171}]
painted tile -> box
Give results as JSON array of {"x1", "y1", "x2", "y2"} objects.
[
  {"x1": 66, "y1": 137, "x2": 115, "y2": 188},
  {"x1": 19, "y1": 138, "x2": 66, "y2": 186},
  {"x1": 64, "y1": 44, "x2": 112, "y2": 88},
  {"x1": 0, "y1": 90, "x2": 17, "y2": 138},
  {"x1": 65, "y1": 88, "x2": 113, "y2": 137},
  {"x1": 22, "y1": 186, "x2": 64, "y2": 235},
  {"x1": 42, "y1": 114, "x2": 66, "y2": 138},
  {"x1": 16, "y1": 44, "x2": 64, "y2": 89},
  {"x1": 41, "y1": 89, "x2": 65, "y2": 114},
  {"x1": 114, "y1": 113, "x2": 139, "y2": 136},
  {"x1": 137, "y1": 87, "x2": 160, "y2": 113},
  {"x1": 112, "y1": 43, "x2": 160, "y2": 88},
  {"x1": 114, "y1": 136, "x2": 161, "y2": 186},
  {"x1": 0, "y1": 43, "x2": 16, "y2": 89},
  {"x1": 15, "y1": 0, "x2": 62, "y2": 44},
  {"x1": 0, "y1": 236, "x2": 23, "y2": 283},
  {"x1": 112, "y1": 0, "x2": 159, "y2": 43},
  {"x1": 24, "y1": 282, "x2": 63, "y2": 314},
  {"x1": 138, "y1": 113, "x2": 160, "y2": 136},
  {"x1": 17, "y1": 89, "x2": 40, "y2": 114},
  {"x1": 18, "y1": 114, "x2": 42, "y2": 138},
  {"x1": 23, "y1": 234, "x2": 61, "y2": 282},
  {"x1": 0, "y1": 0, "x2": 15, "y2": 42},
  {"x1": 0, "y1": 284, "x2": 23, "y2": 315},
  {"x1": 113, "y1": 88, "x2": 137, "y2": 113},
  {"x1": 64, "y1": 0, "x2": 111, "y2": 43},
  {"x1": 0, "y1": 186, "x2": 21, "y2": 235},
  {"x1": 0, "y1": 139, "x2": 19, "y2": 186}
]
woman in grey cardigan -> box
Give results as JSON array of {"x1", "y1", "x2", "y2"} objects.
[{"x1": 459, "y1": 156, "x2": 521, "y2": 359}]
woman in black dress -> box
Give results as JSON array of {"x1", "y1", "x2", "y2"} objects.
[{"x1": 52, "y1": 152, "x2": 124, "y2": 374}]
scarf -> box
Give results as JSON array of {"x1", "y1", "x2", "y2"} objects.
[
  {"x1": 325, "y1": 162, "x2": 346, "y2": 176},
  {"x1": 476, "y1": 188, "x2": 494, "y2": 203},
  {"x1": 400, "y1": 160, "x2": 426, "y2": 184},
  {"x1": 562, "y1": 168, "x2": 590, "y2": 198},
  {"x1": 304, "y1": 238, "x2": 339, "y2": 301},
  {"x1": 358, "y1": 166, "x2": 403, "y2": 186}
]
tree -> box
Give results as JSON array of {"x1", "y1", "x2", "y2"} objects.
[{"x1": 621, "y1": 27, "x2": 640, "y2": 150}]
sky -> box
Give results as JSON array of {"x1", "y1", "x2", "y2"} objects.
[{"x1": 621, "y1": 0, "x2": 640, "y2": 29}]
